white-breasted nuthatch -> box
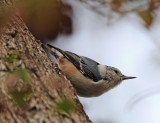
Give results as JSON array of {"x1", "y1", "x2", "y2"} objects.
[{"x1": 43, "y1": 44, "x2": 136, "y2": 97}]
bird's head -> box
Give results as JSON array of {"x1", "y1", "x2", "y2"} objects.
[{"x1": 104, "y1": 66, "x2": 136, "y2": 85}]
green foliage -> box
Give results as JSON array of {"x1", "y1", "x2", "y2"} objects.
[
  {"x1": 5, "y1": 53, "x2": 21, "y2": 63},
  {"x1": 15, "y1": 68, "x2": 31, "y2": 83},
  {"x1": 9, "y1": 85, "x2": 32, "y2": 108},
  {"x1": 5, "y1": 52, "x2": 32, "y2": 108},
  {"x1": 55, "y1": 98, "x2": 78, "y2": 115},
  {"x1": 5, "y1": 52, "x2": 31, "y2": 83}
]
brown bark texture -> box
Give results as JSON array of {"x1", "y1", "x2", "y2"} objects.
[{"x1": 0, "y1": 1, "x2": 91, "y2": 123}]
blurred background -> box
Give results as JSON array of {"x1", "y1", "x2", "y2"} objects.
[
  {"x1": 50, "y1": 0, "x2": 160, "y2": 123},
  {"x1": 4, "y1": 0, "x2": 160, "y2": 123}
]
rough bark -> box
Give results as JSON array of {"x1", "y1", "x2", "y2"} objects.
[{"x1": 0, "y1": 2, "x2": 91, "y2": 123}]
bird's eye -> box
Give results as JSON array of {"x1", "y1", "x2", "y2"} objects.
[
  {"x1": 114, "y1": 70, "x2": 119, "y2": 74},
  {"x1": 103, "y1": 78, "x2": 108, "y2": 80}
]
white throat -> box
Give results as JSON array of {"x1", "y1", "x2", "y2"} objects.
[{"x1": 98, "y1": 65, "x2": 107, "y2": 78}]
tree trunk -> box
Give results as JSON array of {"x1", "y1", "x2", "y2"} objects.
[{"x1": 0, "y1": 1, "x2": 91, "y2": 123}]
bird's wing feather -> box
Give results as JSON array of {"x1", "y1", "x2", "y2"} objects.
[
  {"x1": 43, "y1": 44, "x2": 102, "y2": 82},
  {"x1": 64, "y1": 51, "x2": 101, "y2": 82}
]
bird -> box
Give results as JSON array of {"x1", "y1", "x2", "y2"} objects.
[{"x1": 42, "y1": 44, "x2": 136, "y2": 97}]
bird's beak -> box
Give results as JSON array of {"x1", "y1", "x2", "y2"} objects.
[{"x1": 122, "y1": 75, "x2": 136, "y2": 80}]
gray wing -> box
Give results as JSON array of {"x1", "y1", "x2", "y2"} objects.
[
  {"x1": 63, "y1": 51, "x2": 102, "y2": 82},
  {"x1": 43, "y1": 44, "x2": 102, "y2": 82}
]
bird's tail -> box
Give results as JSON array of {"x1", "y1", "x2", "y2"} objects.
[{"x1": 42, "y1": 43, "x2": 64, "y2": 59}]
